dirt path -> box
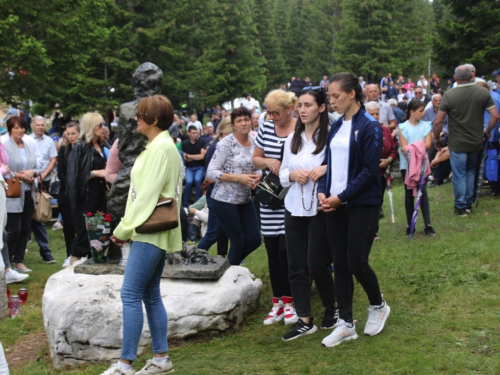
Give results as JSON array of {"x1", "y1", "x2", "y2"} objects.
[{"x1": 4, "y1": 332, "x2": 48, "y2": 370}]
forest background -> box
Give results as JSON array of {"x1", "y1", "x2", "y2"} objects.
[{"x1": 1, "y1": 0, "x2": 499, "y2": 116}]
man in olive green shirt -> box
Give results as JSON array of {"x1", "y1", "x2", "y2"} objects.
[{"x1": 434, "y1": 65, "x2": 499, "y2": 215}]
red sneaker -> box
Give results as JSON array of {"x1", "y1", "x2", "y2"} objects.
[{"x1": 263, "y1": 297, "x2": 285, "y2": 325}]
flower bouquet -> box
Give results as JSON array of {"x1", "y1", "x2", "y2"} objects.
[{"x1": 85, "y1": 211, "x2": 112, "y2": 263}]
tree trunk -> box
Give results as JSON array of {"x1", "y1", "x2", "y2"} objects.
[{"x1": 0, "y1": 271, "x2": 9, "y2": 320}]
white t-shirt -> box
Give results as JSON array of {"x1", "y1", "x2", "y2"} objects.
[
  {"x1": 186, "y1": 121, "x2": 202, "y2": 131},
  {"x1": 330, "y1": 119, "x2": 351, "y2": 197},
  {"x1": 243, "y1": 100, "x2": 255, "y2": 111},
  {"x1": 417, "y1": 79, "x2": 428, "y2": 94}
]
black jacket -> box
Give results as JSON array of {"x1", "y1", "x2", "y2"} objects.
[{"x1": 66, "y1": 140, "x2": 93, "y2": 210}]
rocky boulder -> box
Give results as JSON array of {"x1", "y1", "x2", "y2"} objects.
[{"x1": 43, "y1": 265, "x2": 262, "y2": 368}]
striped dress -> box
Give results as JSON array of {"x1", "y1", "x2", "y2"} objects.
[{"x1": 255, "y1": 120, "x2": 288, "y2": 236}]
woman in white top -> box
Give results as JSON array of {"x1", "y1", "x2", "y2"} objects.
[
  {"x1": 279, "y1": 87, "x2": 338, "y2": 341},
  {"x1": 206, "y1": 107, "x2": 262, "y2": 265}
]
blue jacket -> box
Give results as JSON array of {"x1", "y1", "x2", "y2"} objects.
[{"x1": 318, "y1": 108, "x2": 383, "y2": 207}]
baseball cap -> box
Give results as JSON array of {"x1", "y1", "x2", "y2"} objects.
[{"x1": 492, "y1": 68, "x2": 500, "y2": 76}]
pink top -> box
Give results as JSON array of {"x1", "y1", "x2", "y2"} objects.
[
  {"x1": 0, "y1": 143, "x2": 9, "y2": 176},
  {"x1": 105, "y1": 140, "x2": 121, "y2": 184},
  {"x1": 404, "y1": 82, "x2": 414, "y2": 91}
]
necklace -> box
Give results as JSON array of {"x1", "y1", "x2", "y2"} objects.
[{"x1": 301, "y1": 182, "x2": 316, "y2": 211}]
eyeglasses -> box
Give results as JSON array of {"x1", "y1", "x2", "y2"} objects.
[
  {"x1": 267, "y1": 109, "x2": 283, "y2": 117},
  {"x1": 414, "y1": 92, "x2": 423, "y2": 95},
  {"x1": 135, "y1": 112, "x2": 148, "y2": 119}
]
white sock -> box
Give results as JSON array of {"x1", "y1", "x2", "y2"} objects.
[
  {"x1": 153, "y1": 356, "x2": 168, "y2": 364},
  {"x1": 117, "y1": 361, "x2": 134, "y2": 370}
]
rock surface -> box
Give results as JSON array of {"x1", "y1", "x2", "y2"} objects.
[{"x1": 43, "y1": 264, "x2": 262, "y2": 368}]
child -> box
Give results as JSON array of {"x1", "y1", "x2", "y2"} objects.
[{"x1": 398, "y1": 99, "x2": 435, "y2": 237}]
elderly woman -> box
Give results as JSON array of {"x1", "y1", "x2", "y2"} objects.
[
  {"x1": 104, "y1": 95, "x2": 182, "y2": 375},
  {"x1": 67, "y1": 112, "x2": 107, "y2": 265},
  {"x1": 253, "y1": 90, "x2": 298, "y2": 326},
  {"x1": 206, "y1": 107, "x2": 261, "y2": 265},
  {"x1": 4, "y1": 116, "x2": 40, "y2": 273}
]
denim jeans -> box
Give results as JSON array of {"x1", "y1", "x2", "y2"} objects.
[
  {"x1": 212, "y1": 200, "x2": 261, "y2": 265},
  {"x1": 325, "y1": 205, "x2": 383, "y2": 323},
  {"x1": 285, "y1": 211, "x2": 335, "y2": 317},
  {"x1": 449, "y1": 150, "x2": 481, "y2": 209},
  {"x1": 120, "y1": 241, "x2": 168, "y2": 361},
  {"x1": 183, "y1": 166, "x2": 205, "y2": 207},
  {"x1": 198, "y1": 197, "x2": 229, "y2": 256}
]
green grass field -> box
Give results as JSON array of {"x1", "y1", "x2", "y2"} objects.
[{"x1": 1, "y1": 180, "x2": 500, "y2": 375}]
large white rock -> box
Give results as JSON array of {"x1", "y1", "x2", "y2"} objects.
[{"x1": 43, "y1": 265, "x2": 262, "y2": 368}]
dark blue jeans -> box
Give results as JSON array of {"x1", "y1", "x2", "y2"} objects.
[
  {"x1": 183, "y1": 166, "x2": 205, "y2": 207},
  {"x1": 212, "y1": 200, "x2": 261, "y2": 265},
  {"x1": 325, "y1": 205, "x2": 383, "y2": 323},
  {"x1": 198, "y1": 197, "x2": 228, "y2": 256}
]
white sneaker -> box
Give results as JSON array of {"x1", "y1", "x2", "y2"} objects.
[
  {"x1": 52, "y1": 222, "x2": 63, "y2": 230},
  {"x1": 322, "y1": 319, "x2": 358, "y2": 347},
  {"x1": 62, "y1": 257, "x2": 71, "y2": 268},
  {"x1": 101, "y1": 362, "x2": 136, "y2": 375},
  {"x1": 5, "y1": 269, "x2": 29, "y2": 284},
  {"x1": 283, "y1": 305, "x2": 299, "y2": 325},
  {"x1": 364, "y1": 300, "x2": 391, "y2": 336},
  {"x1": 136, "y1": 357, "x2": 174, "y2": 374},
  {"x1": 263, "y1": 298, "x2": 285, "y2": 325}
]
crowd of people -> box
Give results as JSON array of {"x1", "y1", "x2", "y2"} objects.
[{"x1": 1, "y1": 62, "x2": 500, "y2": 374}]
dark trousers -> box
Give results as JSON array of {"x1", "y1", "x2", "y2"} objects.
[
  {"x1": 198, "y1": 197, "x2": 229, "y2": 256},
  {"x1": 6, "y1": 192, "x2": 34, "y2": 265},
  {"x1": 285, "y1": 210, "x2": 335, "y2": 317},
  {"x1": 59, "y1": 202, "x2": 76, "y2": 258},
  {"x1": 264, "y1": 234, "x2": 291, "y2": 298},
  {"x1": 401, "y1": 169, "x2": 431, "y2": 227},
  {"x1": 212, "y1": 200, "x2": 261, "y2": 265},
  {"x1": 325, "y1": 205, "x2": 383, "y2": 323},
  {"x1": 434, "y1": 160, "x2": 451, "y2": 183},
  {"x1": 70, "y1": 184, "x2": 107, "y2": 258},
  {"x1": 31, "y1": 180, "x2": 52, "y2": 258}
]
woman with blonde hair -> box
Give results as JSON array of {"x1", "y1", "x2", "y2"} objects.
[
  {"x1": 67, "y1": 112, "x2": 107, "y2": 265},
  {"x1": 253, "y1": 89, "x2": 299, "y2": 326},
  {"x1": 197, "y1": 116, "x2": 233, "y2": 256}
]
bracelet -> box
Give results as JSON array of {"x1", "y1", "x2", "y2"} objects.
[{"x1": 387, "y1": 157, "x2": 392, "y2": 163}]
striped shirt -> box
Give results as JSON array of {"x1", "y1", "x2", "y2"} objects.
[{"x1": 255, "y1": 120, "x2": 289, "y2": 236}]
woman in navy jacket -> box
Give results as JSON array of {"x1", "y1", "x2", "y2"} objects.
[{"x1": 317, "y1": 72, "x2": 390, "y2": 348}]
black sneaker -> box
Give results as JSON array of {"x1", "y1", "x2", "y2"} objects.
[
  {"x1": 424, "y1": 225, "x2": 435, "y2": 236},
  {"x1": 282, "y1": 318, "x2": 317, "y2": 341},
  {"x1": 453, "y1": 208, "x2": 468, "y2": 217},
  {"x1": 466, "y1": 203, "x2": 472, "y2": 214},
  {"x1": 42, "y1": 253, "x2": 56, "y2": 264},
  {"x1": 321, "y1": 308, "x2": 339, "y2": 329}
]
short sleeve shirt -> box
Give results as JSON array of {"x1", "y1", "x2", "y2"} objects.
[
  {"x1": 30, "y1": 134, "x2": 57, "y2": 180},
  {"x1": 398, "y1": 120, "x2": 432, "y2": 170},
  {"x1": 182, "y1": 138, "x2": 206, "y2": 168},
  {"x1": 379, "y1": 100, "x2": 395, "y2": 125},
  {"x1": 439, "y1": 83, "x2": 495, "y2": 152}
]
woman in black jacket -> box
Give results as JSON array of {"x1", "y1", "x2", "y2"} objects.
[
  {"x1": 67, "y1": 112, "x2": 107, "y2": 265},
  {"x1": 57, "y1": 122, "x2": 80, "y2": 267}
]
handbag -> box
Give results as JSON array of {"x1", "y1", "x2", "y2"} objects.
[
  {"x1": 33, "y1": 183, "x2": 53, "y2": 222},
  {"x1": 5, "y1": 173, "x2": 21, "y2": 198},
  {"x1": 256, "y1": 171, "x2": 289, "y2": 210},
  {"x1": 135, "y1": 167, "x2": 184, "y2": 234}
]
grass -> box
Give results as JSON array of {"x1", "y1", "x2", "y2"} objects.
[{"x1": 2, "y1": 180, "x2": 500, "y2": 374}]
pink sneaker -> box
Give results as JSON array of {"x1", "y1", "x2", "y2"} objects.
[
  {"x1": 263, "y1": 297, "x2": 285, "y2": 325},
  {"x1": 282, "y1": 296, "x2": 299, "y2": 325}
]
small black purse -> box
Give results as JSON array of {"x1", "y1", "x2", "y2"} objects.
[{"x1": 256, "y1": 171, "x2": 289, "y2": 210}]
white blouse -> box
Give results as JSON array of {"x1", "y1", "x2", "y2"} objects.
[
  {"x1": 329, "y1": 119, "x2": 351, "y2": 198},
  {"x1": 280, "y1": 131, "x2": 326, "y2": 217}
]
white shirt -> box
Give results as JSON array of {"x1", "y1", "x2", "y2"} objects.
[
  {"x1": 417, "y1": 79, "x2": 428, "y2": 94},
  {"x1": 243, "y1": 99, "x2": 255, "y2": 111},
  {"x1": 280, "y1": 131, "x2": 326, "y2": 217},
  {"x1": 397, "y1": 93, "x2": 405, "y2": 102},
  {"x1": 30, "y1": 133, "x2": 57, "y2": 180},
  {"x1": 329, "y1": 119, "x2": 351, "y2": 197},
  {"x1": 186, "y1": 121, "x2": 202, "y2": 131}
]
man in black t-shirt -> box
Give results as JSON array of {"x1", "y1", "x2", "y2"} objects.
[{"x1": 182, "y1": 126, "x2": 206, "y2": 207}]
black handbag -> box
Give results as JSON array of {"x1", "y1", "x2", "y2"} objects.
[{"x1": 256, "y1": 171, "x2": 289, "y2": 210}]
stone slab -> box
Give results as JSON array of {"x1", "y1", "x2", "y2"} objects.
[{"x1": 74, "y1": 257, "x2": 230, "y2": 280}]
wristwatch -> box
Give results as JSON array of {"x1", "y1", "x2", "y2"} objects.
[{"x1": 90, "y1": 171, "x2": 96, "y2": 178}]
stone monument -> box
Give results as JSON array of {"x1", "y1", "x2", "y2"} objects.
[{"x1": 106, "y1": 62, "x2": 164, "y2": 261}]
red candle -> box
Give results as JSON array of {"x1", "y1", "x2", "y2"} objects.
[
  {"x1": 6, "y1": 288, "x2": 10, "y2": 300},
  {"x1": 18, "y1": 288, "x2": 28, "y2": 305}
]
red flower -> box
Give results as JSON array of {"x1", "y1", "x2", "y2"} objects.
[
  {"x1": 104, "y1": 214, "x2": 112, "y2": 223},
  {"x1": 87, "y1": 212, "x2": 92, "y2": 217}
]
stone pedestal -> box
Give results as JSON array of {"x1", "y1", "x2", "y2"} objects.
[
  {"x1": 0, "y1": 271, "x2": 8, "y2": 320},
  {"x1": 43, "y1": 265, "x2": 262, "y2": 368}
]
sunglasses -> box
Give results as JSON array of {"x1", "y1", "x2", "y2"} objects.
[
  {"x1": 302, "y1": 86, "x2": 323, "y2": 91},
  {"x1": 135, "y1": 112, "x2": 148, "y2": 119},
  {"x1": 98, "y1": 123, "x2": 105, "y2": 128},
  {"x1": 267, "y1": 109, "x2": 283, "y2": 117}
]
